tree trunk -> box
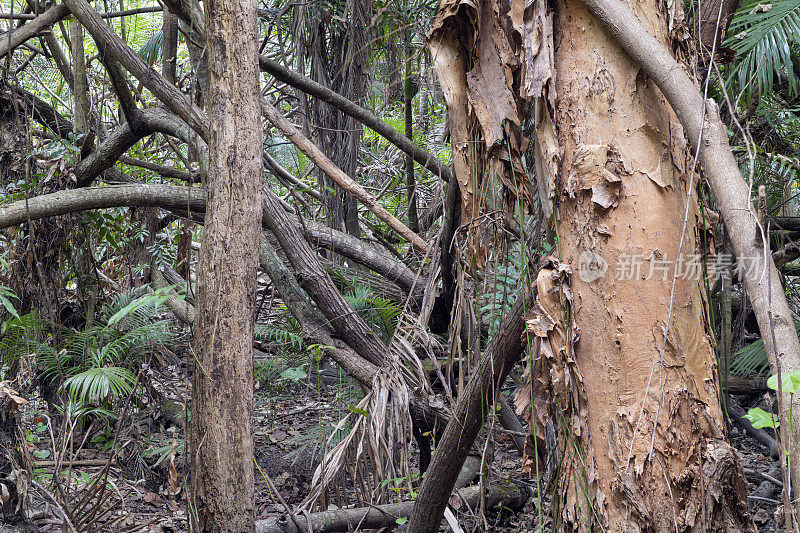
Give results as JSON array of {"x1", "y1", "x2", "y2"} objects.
[
  {"x1": 542, "y1": 0, "x2": 753, "y2": 528},
  {"x1": 69, "y1": 18, "x2": 88, "y2": 133},
  {"x1": 404, "y1": 30, "x2": 419, "y2": 233},
  {"x1": 190, "y1": 0, "x2": 261, "y2": 530},
  {"x1": 161, "y1": 10, "x2": 178, "y2": 84},
  {"x1": 580, "y1": 0, "x2": 800, "y2": 520}
]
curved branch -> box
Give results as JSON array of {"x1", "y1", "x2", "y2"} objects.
[
  {"x1": 62, "y1": 0, "x2": 208, "y2": 140},
  {"x1": 0, "y1": 184, "x2": 414, "y2": 296},
  {"x1": 76, "y1": 107, "x2": 198, "y2": 186},
  {"x1": 0, "y1": 3, "x2": 69, "y2": 59},
  {"x1": 0, "y1": 184, "x2": 205, "y2": 229}
]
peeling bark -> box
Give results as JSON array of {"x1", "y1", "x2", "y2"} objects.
[
  {"x1": 581, "y1": 0, "x2": 800, "y2": 519},
  {"x1": 518, "y1": 0, "x2": 754, "y2": 528},
  {"x1": 428, "y1": 0, "x2": 535, "y2": 262}
]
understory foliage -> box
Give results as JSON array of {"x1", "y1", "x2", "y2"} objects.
[{"x1": 2, "y1": 286, "x2": 177, "y2": 408}]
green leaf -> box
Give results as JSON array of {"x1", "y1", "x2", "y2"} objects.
[
  {"x1": 279, "y1": 367, "x2": 307, "y2": 383},
  {"x1": 725, "y1": 0, "x2": 800, "y2": 101},
  {"x1": 744, "y1": 407, "x2": 779, "y2": 429},
  {"x1": 0, "y1": 290, "x2": 20, "y2": 320},
  {"x1": 106, "y1": 286, "x2": 176, "y2": 327},
  {"x1": 766, "y1": 370, "x2": 800, "y2": 394},
  {"x1": 136, "y1": 30, "x2": 164, "y2": 66},
  {"x1": 396, "y1": 517, "x2": 408, "y2": 525},
  {"x1": 63, "y1": 366, "x2": 137, "y2": 404},
  {"x1": 32, "y1": 449, "x2": 51, "y2": 459},
  {"x1": 347, "y1": 405, "x2": 369, "y2": 417}
]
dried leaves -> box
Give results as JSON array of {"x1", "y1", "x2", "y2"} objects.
[{"x1": 0, "y1": 381, "x2": 27, "y2": 421}]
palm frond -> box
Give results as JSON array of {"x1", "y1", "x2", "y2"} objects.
[
  {"x1": 344, "y1": 284, "x2": 401, "y2": 342},
  {"x1": 725, "y1": 0, "x2": 800, "y2": 101},
  {"x1": 730, "y1": 322, "x2": 800, "y2": 375},
  {"x1": 62, "y1": 366, "x2": 137, "y2": 404}
]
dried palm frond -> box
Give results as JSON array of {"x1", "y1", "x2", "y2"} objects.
[
  {"x1": 300, "y1": 370, "x2": 414, "y2": 509},
  {"x1": 300, "y1": 273, "x2": 442, "y2": 509}
]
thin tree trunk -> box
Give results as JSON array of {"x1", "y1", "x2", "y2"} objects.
[
  {"x1": 161, "y1": 11, "x2": 178, "y2": 84},
  {"x1": 307, "y1": 0, "x2": 369, "y2": 239},
  {"x1": 190, "y1": 0, "x2": 261, "y2": 529},
  {"x1": 407, "y1": 294, "x2": 529, "y2": 532},
  {"x1": 404, "y1": 30, "x2": 419, "y2": 233},
  {"x1": 69, "y1": 19, "x2": 88, "y2": 133},
  {"x1": 62, "y1": 0, "x2": 208, "y2": 140},
  {"x1": 720, "y1": 235, "x2": 733, "y2": 402}
]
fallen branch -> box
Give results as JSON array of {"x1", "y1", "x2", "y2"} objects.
[
  {"x1": 727, "y1": 375, "x2": 769, "y2": 395},
  {"x1": 260, "y1": 98, "x2": 430, "y2": 253},
  {"x1": 255, "y1": 482, "x2": 526, "y2": 533},
  {"x1": 258, "y1": 56, "x2": 452, "y2": 184},
  {"x1": 728, "y1": 401, "x2": 779, "y2": 458},
  {"x1": 33, "y1": 460, "x2": 117, "y2": 467}
]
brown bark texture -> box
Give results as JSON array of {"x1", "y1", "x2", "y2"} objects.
[
  {"x1": 518, "y1": 0, "x2": 753, "y2": 529},
  {"x1": 189, "y1": 0, "x2": 262, "y2": 529},
  {"x1": 581, "y1": 0, "x2": 800, "y2": 519}
]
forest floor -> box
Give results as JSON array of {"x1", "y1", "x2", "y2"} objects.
[{"x1": 7, "y1": 345, "x2": 786, "y2": 532}]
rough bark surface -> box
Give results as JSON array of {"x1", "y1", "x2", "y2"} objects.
[
  {"x1": 536, "y1": 0, "x2": 753, "y2": 529},
  {"x1": 190, "y1": 0, "x2": 261, "y2": 529},
  {"x1": 580, "y1": 0, "x2": 800, "y2": 513}
]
